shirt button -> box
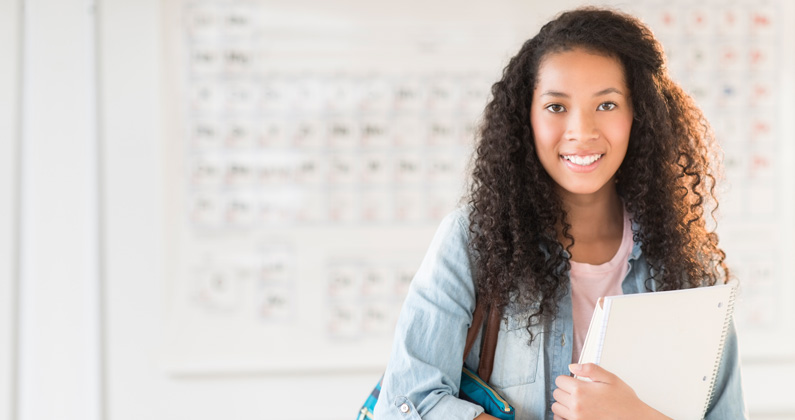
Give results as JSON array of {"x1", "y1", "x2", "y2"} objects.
[{"x1": 400, "y1": 403, "x2": 410, "y2": 413}]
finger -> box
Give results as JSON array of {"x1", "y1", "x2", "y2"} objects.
[
  {"x1": 550, "y1": 401, "x2": 570, "y2": 419},
  {"x1": 555, "y1": 374, "x2": 579, "y2": 392},
  {"x1": 570, "y1": 363, "x2": 616, "y2": 383},
  {"x1": 552, "y1": 386, "x2": 572, "y2": 408}
]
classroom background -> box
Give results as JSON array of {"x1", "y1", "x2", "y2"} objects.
[{"x1": 1, "y1": 0, "x2": 793, "y2": 419}]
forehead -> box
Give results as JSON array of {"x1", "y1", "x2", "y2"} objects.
[{"x1": 534, "y1": 48, "x2": 628, "y2": 92}]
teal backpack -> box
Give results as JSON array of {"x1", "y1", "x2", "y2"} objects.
[{"x1": 356, "y1": 303, "x2": 515, "y2": 419}]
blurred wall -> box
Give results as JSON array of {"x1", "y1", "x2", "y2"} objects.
[{"x1": 0, "y1": 0, "x2": 21, "y2": 419}]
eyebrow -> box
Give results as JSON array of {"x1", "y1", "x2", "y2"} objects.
[{"x1": 539, "y1": 87, "x2": 626, "y2": 98}]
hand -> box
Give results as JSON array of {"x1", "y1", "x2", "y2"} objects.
[{"x1": 551, "y1": 363, "x2": 671, "y2": 420}]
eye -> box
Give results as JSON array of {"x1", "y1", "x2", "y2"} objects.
[
  {"x1": 597, "y1": 102, "x2": 617, "y2": 111},
  {"x1": 545, "y1": 104, "x2": 566, "y2": 113}
]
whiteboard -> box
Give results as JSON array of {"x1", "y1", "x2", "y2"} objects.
[{"x1": 160, "y1": 0, "x2": 795, "y2": 374}]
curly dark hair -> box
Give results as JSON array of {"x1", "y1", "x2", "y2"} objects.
[{"x1": 468, "y1": 7, "x2": 729, "y2": 333}]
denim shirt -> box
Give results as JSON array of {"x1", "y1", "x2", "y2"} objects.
[{"x1": 374, "y1": 208, "x2": 748, "y2": 420}]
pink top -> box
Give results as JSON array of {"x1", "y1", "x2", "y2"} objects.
[{"x1": 569, "y1": 209, "x2": 633, "y2": 363}]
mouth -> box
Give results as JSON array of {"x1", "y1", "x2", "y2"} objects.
[{"x1": 561, "y1": 154, "x2": 604, "y2": 166}]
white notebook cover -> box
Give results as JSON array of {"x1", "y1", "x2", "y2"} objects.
[{"x1": 578, "y1": 284, "x2": 736, "y2": 420}]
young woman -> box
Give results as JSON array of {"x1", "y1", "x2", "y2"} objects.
[{"x1": 374, "y1": 7, "x2": 747, "y2": 420}]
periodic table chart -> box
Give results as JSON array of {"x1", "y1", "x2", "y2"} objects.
[{"x1": 161, "y1": 0, "x2": 795, "y2": 373}]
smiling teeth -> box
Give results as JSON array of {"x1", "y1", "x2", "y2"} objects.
[{"x1": 563, "y1": 154, "x2": 602, "y2": 166}]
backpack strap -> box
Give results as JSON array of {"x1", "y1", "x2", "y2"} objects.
[
  {"x1": 478, "y1": 305, "x2": 501, "y2": 382},
  {"x1": 462, "y1": 300, "x2": 501, "y2": 383}
]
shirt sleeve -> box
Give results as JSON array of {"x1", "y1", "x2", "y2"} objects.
[
  {"x1": 704, "y1": 318, "x2": 749, "y2": 419},
  {"x1": 374, "y1": 209, "x2": 486, "y2": 420}
]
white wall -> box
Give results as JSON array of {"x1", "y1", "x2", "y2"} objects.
[
  {"x1": 0, "y1": 0, "x2": 21, "y2": 419},
  {"x1": 15, "y1": 1, "x2": 102, "y2": 420},
  {"x1": 98, "y1": 0, "x2": 165, "y2": 418}
]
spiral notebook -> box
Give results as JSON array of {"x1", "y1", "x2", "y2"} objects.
[{"x1": 578, "y1": 283, "x2": 737, "y2": 420}]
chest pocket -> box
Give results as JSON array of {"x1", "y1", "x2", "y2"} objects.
[{"x1": 488, "y1": 310, "x2": 542, "y2": 388}]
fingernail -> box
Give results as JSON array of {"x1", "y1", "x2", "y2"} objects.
[{"x1": 568, "y1": 363, "x2": 581, "y2": 373}]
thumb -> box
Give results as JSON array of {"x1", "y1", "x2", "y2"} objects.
[{"x1": 569, "y1": 363, "x2": 615, "y2": 383}]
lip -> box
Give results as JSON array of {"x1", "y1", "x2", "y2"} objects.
[{"x1": 560, "y1": 153, "x2": 604, "y2": 173}]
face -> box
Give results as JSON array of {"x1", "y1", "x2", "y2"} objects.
[{"x1": 530, "y1": 48, "x2": 633, "y2": 202}]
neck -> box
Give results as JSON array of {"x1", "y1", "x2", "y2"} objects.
[{"x1": 557, "y1": 182, "x2": 624, "y2": 248}]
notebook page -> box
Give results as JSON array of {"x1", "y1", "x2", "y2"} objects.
[{"x1": 596, "y1": 285, "x2": 735, "y2": 420}]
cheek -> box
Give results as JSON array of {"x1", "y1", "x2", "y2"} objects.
[
  {"x1": 601, "y1": 111, "x2": 633, "y2": 145},
  {"x1": 530, "y1": 112, "x2": 563, "y2": 148}
]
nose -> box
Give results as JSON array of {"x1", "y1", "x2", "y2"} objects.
[{"x1": 565, "y1": 109, "x2": 598, "y2": 142}]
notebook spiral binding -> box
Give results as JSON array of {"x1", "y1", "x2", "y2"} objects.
[{"x1": 700, "y1": 283, "x2": 738, "y2": 419}]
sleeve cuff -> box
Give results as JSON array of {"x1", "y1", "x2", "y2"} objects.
[{"x1": 417, "y1": 394, "x2": 485, "y2": 420}]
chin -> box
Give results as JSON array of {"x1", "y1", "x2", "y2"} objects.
[{"x1": 558, "y1": 182, "x2": 612, "y2": 197}]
